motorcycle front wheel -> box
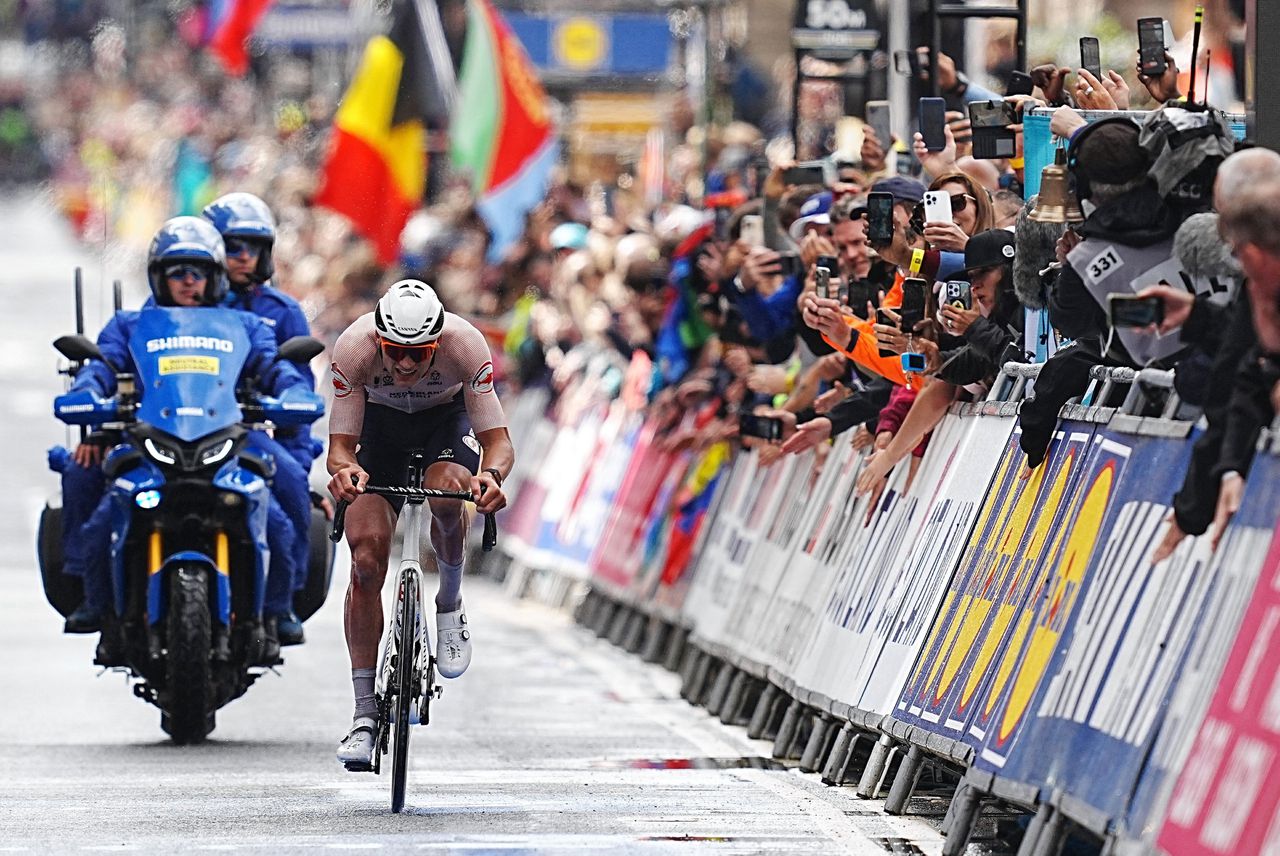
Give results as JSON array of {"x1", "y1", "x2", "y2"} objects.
[{"x1": 162, "y1": 565, "x2": 214, "y2": 744}]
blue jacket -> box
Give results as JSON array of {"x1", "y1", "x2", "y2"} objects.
[
  {"x1": 729, "y1": 274, "x2": 802, "y2": 342},
  {"x1": 224, "y1": 284, "x2": 315, "y2": 389},
  {"x1": 72, "y1": 308, "x2": 307, "y2": 400}
]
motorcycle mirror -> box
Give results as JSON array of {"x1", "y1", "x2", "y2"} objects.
[
  {"x1": 54, "y1": 334, "x2": 104, "y2": 363},
  {"x1": 277, "y1": 335, "x2": 324, "y2": 364}
]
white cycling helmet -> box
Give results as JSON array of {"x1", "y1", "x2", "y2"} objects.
[{"x1": 374, "y1": 279, "x2": 445, "y2": 345}]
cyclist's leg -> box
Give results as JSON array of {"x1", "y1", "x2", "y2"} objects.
[{"x1": 424, "y1": 460, "x2": 475, "y2": 611}]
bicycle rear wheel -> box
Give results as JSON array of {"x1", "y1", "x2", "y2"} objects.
[{"x1": 389, "y1": 572, "x2": 418, "y2": 813}]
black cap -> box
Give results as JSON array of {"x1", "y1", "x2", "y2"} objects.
[
  {"x1": 871, "y1": 176, "x2": 927, "y2": 205},
  {"x1": 963, "y1": 229, "x2": 1016, "y2": 273}
]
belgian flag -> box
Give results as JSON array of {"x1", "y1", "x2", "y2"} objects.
[{"x1": 315, "y1": 0, "x2": 456, "y2": 265}]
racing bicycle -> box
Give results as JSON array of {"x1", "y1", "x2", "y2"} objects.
[{"x1": 330, "y1": 454, "x2": 497, "y2": 813}]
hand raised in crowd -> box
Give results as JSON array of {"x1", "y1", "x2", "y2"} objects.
[
  {"x1": 697, "y1": 241, "x2": 725, "y2": 283},
  {"x1": 1137, "y1": 51, "x2": 1182, "y2": 104},
  {"x1": 1135, "y1": 284, "x2": 1196, "y2": 335},
  {"x1": 861, "y1": 127, "x2": 889, "y2": 173},
  {"x1": 1030, "y1": 64, "x2": 1072, "y2": 106},
  {"x1": 799, "y1": 231, "x2": 838, "y2": 269},
  {"x1": 1074, "y1": 68, "x2": 1120, "y2": 111},
  {"x1": 813, "y1": 380, "x2": 851, "y2": 414},
  {"x1": 854, "y1": 448, "x2": 892, "y2": 496},
  {"x1": 747, "y1": 364, "x2": 790, "y2": 396},
  {"x1": 1150, "y1": 512, "x2": 1187, "y2": 564},
  {"x1": 1101, "y1": 69, "x2": 1131, "y2": 109},
  {"x1": 1055, "y1": 227, "x2": 1082, "y2": 264},
  {"x1": 850, "y1": 424, "x2": 874, "y2": 451},
  {"x1": 1049, "y1": 105, "x2": 1087, "y2": 140},
  {"x1": 923, "y1": 220, "x2": 969, "y2": 253},
  {"x1": 780, "y1": 416, "x2": 832, "y2": 455},
  {"x1": 73, "y1": 441, "x2": 104, "y2": 469},
  {"x1": 946, "y1": 111, "x2": 973, "y2": 159},
  {"x1": 764, "y1": 161, "x2": 792, "y2": 200},
  {"x1": 913, "y1": 124, "x2": 958, "y2": 179},
  {"x1": 940, "y1": 302, "x2": 981, "y2": 335},
  {"x1": 801, "y1": 294, "x2": 852, "y2": 349},
  {"x1": 738, "y1": 247, "x2": 783, "y2": 293}
]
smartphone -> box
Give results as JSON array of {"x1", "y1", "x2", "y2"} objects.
[
  {"x1": 865, "y1": 100, "x2": 892, "y2": 150},
  {"x1": 1006, "y1": 69, "x2": 1033, "y2": 96},
  {"x1": 777, "y1": 252, "x2": 801, "y2": 278},
  {"x1": 1138, "y1": 18, "x2": 1167, "y2": 77},
  {"x1": 782, "y1": 162, "x2": 826, "y2": 186},
  {"x1": 1109, "y1": 294, "x2": 1165, "y2": 328},
  {"x1": 739, "y1": 214, "x2": 764, "y2": 248},
  {"x1": 919, "y1": 97, "x2": 947, "y2": 152},
  {"x1": 739, "y1": 413, "x2": 784, "y2": 442},
  {"x1": 1080, "y1": 37, "x2": 1101, "y2": 81},
  {"x1": 713, "y1": 206, "x2": 731, "y2": 241},
  {"x1": 816, "y1": 254, "x2": 839, "y2": 274},
  {"x1": 968, "y1": 100, "x2": 1018, "y2": 159},
  {"x1": 900, "y1": 278, "x2": 927, "y2": 333},
  {"x1": 945, "y1": 280, "x2": 972, "y2": 311},
  {"x1": 815, "y1": 265, "x2": 831, "y2": 299},
  {"x1": 867, "y1": 192, "x2": 895, "y2": 244},
  {"x1": 922, "y1": 190, "x2": 953, "y2": 225}
]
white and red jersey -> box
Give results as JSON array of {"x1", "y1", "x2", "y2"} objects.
[{"x1": 328, "y1": 312, "x2": 506, "y2": 437}]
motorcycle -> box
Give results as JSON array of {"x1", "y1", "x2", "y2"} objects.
[{"x1": 39, "y1": 302, "x2": 327, "y2": 743}]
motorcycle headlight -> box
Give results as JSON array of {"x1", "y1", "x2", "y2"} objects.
[
  {"x1": 143, "y1": 437, "x2": 178, "y2": 466},
  {"x1": 200, "y1": 438, "x2": 235, "y2": 467}
]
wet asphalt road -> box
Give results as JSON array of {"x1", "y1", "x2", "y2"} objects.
[{"x1": 0, "y1": 194, "x2": 948, "y2": 854}]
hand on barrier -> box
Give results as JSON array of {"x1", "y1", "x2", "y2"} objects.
[
  {"x1": 780, "y1": 416, "x2": 831, "y2": 455},
  {"x1": 855, "y1": 450, "x2": 892, "y2": 496},
  {"x1": 1049, "y1": 105, "x2": 1087, "y2": 140},
  {"x1": 850, "y1": 424, "x2": 875, "y2": 451},
  {"x1": 814, "y1": 381, "x2": 851, "y2": 414},
  {"x1": 1151, "y1": 512, "x2": 1187, "y2": 565},
  {"x1": 1210, "y1": 472, "x2": 1245, "y2": 551}
]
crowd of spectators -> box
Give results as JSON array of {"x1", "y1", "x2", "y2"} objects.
[{"x1": 23, "y1": 15, "x2": 1280, "y2": 564}]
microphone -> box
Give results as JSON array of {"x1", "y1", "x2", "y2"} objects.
[
  {"x1": 1174, "y1": 212, "x2": 1242, "y2": 282},
  {"x1": 1013, "y1": 196, "x2": 1065, "y2": 310}
]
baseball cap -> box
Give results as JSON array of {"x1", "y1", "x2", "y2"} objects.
[
  {"x1": 550, "y1": 222, "x2": 590, "y2": 251},
  {"x1": 871, "y1": 176, "x2": 927, "y2": 205},
  {"x1": 962, "y1": 229, "x2": 1016, "y2": 273},
  {"x1": 788, "y1": 191, "x2": 833, "y2": 241}
]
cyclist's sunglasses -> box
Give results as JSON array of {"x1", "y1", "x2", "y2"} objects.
[
  {"x1": 378, "y1": 336, "x2": 439, "y2": 364},
  {"x1": 164, "y1": 264, "x2": 208, "y2": 281},
  {"x1": 224, "y1": 237, "x2": 264, "y2": 257}
]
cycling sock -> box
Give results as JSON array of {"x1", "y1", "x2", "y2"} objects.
[
  {"x1": 435, "y1": 558, "x2": 464, "y2": 613},
  {"x1": 352, "y1": 668, "x2": 377, "y2": 720}
]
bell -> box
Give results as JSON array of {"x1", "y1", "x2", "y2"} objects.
[{"x1": 1029, "y1": 148, "x2": 1085, "y2": 224}]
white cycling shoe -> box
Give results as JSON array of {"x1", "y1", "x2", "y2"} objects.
[
  {"x1": 336, "y1": 716, "x2": 378, "y2": 768},
  {"x1": 436, "y1": 606, "x2": 472, "y2": 679}
]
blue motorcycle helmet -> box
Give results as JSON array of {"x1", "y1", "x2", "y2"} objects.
[
  {"x1": 201, "y1": 192, "x2": 276, "y2": 287},
  {"x1": 146, "y1": 216, "x2": 229, "y2": 307}
]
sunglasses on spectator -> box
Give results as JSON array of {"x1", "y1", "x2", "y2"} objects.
[
  {"x1": 224, "y1": 238, "x2": 263, "y2": 257},
  {"x1": 164, "y1": 264, "x2": 208, "y2": 281},
  {"x1": 377, "y1": 336, "x2": 439, "y2": 364},
  {"x1": 913, "y1": 193, "x2": 976, "y2": 221}
]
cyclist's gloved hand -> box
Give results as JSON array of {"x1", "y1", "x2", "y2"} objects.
[
  {"x1": 471, "y1": 471, "x2": 507, "y2": 515},
  {"x1": 328, "y1": 465, "x2": 368, "y2": 503}
]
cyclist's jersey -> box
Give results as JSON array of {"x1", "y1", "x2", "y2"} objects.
[{"x1": 328, "y1": 312, "x2": 506, "y2": 437}]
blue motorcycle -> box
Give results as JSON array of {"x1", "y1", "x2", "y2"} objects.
[{"x1": 43, "y1": 305, "x2": 326, "y2": 743}]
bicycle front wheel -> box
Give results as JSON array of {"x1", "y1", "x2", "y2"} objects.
[{"x1": 390, "y1": 571, "x2": 418, "y2": 813}]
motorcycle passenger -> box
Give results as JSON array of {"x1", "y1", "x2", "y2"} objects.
[
  {"x1": 326, "y1": 279, "x2": 514, "y2": 767},
  {"x1": 202, "y1": 192, "x2": 320, "y2": 646},
  {"x1": 62, "y1": 217, "x2": 313, "y2": 665}
]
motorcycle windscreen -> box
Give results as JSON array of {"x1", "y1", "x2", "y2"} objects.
[{"x1": 129, "y1": 307, "x2": 249, "y2": 442}]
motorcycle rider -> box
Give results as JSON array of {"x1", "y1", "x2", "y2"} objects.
[
  {"x1": 60, "y1": 217, "x2": 314, "y2": 665},
  {"x1": 202, "y1": 192, "x2": 320, "y2": 646}
]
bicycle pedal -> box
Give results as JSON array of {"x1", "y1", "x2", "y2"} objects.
[
  {"x1": 434, "y1": 685, "x2": 443, "y2": 698},
  {"x1": 343, "y1": 760, "x2": 375, "y2": 773}
]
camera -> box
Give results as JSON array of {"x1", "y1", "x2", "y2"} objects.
[
  {"x1": 901, "y1": 352, "x2": 927, "y2": 373},
  {"x1": 739, "y1": 413, "x2": 784, "y2": 442}
]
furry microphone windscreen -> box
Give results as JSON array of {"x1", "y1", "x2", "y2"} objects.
[
  {"x1": 1013, "y1": 196, "x2": 1064, "y2": 310},
  {"x1": 1175, "y1": 212, "x2": 1243, "y2": 282}
]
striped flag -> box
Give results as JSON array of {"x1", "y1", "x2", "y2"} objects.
[
  {"x1": 315, "y1": 1, "x2": 456, "y2": 265},
  {"x1": 207, "y1": 0, "x2": 274, "y2": 76},
  {"x1": 449, "y1": 0, "x2": 557, "y2": 261}
]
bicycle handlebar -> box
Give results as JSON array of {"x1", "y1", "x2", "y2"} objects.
[{"x1": 329, "y1": 483, "x2": 498, "y2": 552}]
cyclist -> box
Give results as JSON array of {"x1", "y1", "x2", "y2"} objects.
[
  {"x1": 202, "y1": 192, "x2": 320, "y2": 646},
  {"x1": 327, "y1": 279, "x2": 513, "y2": 766},
  {"x1": 58, "y1": 217, "x2": 314, "y2": 665}
]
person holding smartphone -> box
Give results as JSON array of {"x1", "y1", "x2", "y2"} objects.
[{"x1": 917, "y1": 172, "x2": 995, "y2": 253}]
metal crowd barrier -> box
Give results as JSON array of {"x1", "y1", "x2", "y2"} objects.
[{"x1": 501, "y1": 362, "x2": 1280, "y2": 856}]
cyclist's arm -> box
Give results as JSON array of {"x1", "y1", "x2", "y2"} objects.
[
  {"x1": 471, "y1": 426, "x2": 515, "y2": 515},
  {"x1": 326, "y1": 433, "x2": 366, "y2": 502}
]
